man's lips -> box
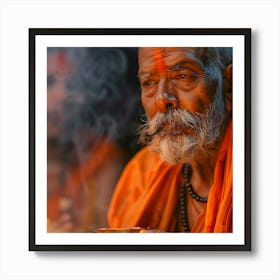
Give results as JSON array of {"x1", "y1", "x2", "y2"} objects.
[
  {"x1": 181, "y1": 126, "x2": 195, "y2": 135},
  {"x1": 147, "y1": 125, "x2": 195, "y2": 137}
]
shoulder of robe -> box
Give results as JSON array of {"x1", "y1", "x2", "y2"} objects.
[{"x1": 127, "y1": 146, "x2": 163, "y2": 171}]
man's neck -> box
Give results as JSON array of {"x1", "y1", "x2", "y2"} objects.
[{"x1": 186, "y1": 144, "x2": 221, "y2": 198}]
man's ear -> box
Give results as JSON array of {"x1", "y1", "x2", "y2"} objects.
[{"x1": 223, "y1": 64, "x2": 232, "y2": 112}]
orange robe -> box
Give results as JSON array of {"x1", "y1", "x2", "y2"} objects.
[{"x1": 108, "y1": 120, "x2": 232, "y2": 233}]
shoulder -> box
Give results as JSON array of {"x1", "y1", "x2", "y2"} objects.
[
  {"x1": 125, "y1": 146, "x2": 161, "y2": 171},
  {"x1": 116, "y1": 146, "x2": 164, "y2": 189}
]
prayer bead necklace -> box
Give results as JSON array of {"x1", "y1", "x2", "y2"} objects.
[{"x1": 179, "y1": 164, "x2": 208, "y2": 233}]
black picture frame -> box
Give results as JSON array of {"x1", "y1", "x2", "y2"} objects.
[{"x1": 29, "y1": 28, "x2": 251, "y2": 251}]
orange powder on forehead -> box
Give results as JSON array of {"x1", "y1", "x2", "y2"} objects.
[{"x1": 152, "y1": 48, "x2": 167, "y2": 74}]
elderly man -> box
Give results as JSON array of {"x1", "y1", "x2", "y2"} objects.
[{"x1": 108, "y1": 47, "x2": 233, "y2": 233}]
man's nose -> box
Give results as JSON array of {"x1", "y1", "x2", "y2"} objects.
[{"x1": 155, "y1": 81, "x2": 178, "y2": 112}]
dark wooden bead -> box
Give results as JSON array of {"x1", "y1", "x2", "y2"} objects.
[{"x1": 179, "y1": 164, "x2": 208, "y2": 233}]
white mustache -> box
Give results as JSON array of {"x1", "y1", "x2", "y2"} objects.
[{"x1": 138, "y1": 108, "x2": 201, "y2": 145}]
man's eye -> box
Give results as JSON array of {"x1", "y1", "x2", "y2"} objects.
[
  {"x1": 178, "y1": 73, "x2": 187, "y2": 79},
  {"x1": 174, "y1": 72, "x2": 195, "y2": 80},
  {"x1": 143, "y1": 80, "x2": 157, "y2": 87}
]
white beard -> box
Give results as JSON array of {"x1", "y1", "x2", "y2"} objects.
[{"x1": 138, "y1": 95, "x2": 228, "y2": 164}]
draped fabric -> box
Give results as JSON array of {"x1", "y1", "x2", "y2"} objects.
[{"x1": 108, "y1": 120, "x2": 232, "y2": 233}]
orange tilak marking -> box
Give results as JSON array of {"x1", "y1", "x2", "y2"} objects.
[{"x1": 153, "y1": 48, "x2": 167, "y2": 74}]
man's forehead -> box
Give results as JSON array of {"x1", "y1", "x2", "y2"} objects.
[
  {"x1": 138, "y1": 47, "x2": 201, "y2": 58},
  {"x1": 138, "y1": 47, "x2": 204, "y2": 76}
]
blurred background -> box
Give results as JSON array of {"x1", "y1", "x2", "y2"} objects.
[{"x1": 46, "y1": 47, "x2": 143, "y2": 232}]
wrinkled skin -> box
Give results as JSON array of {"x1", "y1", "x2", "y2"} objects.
[{"x1": 138, "y1": 47, "x2": 231, "y2": 119}]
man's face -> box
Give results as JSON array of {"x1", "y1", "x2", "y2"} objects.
[
  {"x1": 138, "y1": 47, "x2": 230, "y2": 164},
  {"x1": 138, "y1": 47, "x2": 218, "y2": 119}
]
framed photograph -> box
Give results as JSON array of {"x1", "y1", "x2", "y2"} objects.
[{"x1": 29, "y1": 28, "x2": 251, "y2": 251}]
